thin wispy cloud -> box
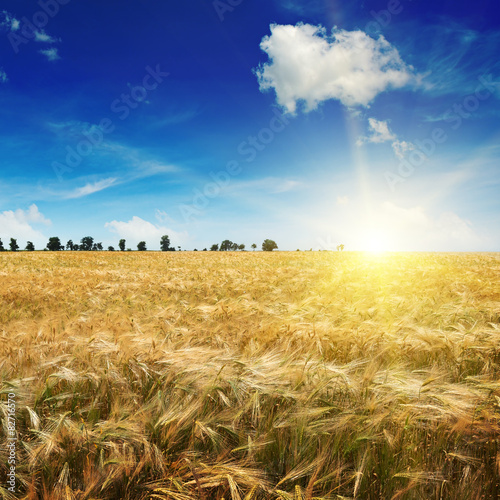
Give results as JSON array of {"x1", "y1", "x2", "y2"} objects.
[
  {"x1": 39, "y1": 48, "x2": 60, "y2": 61},
  {"x1": 34, "y1": 30, "x2": 59, "y2": 43},
  {"x1": 227, "y1": 177, "x2": 303, "y2": 195},
  {"x1": 407, "y1": 22, "x2": 500, "y2": 97},
  {"x1": 0, "y1": 10, "x2": 19, "y2": 32},
  {"x1": 65, "y1": 178, "x2": 117, "y2": 199}
]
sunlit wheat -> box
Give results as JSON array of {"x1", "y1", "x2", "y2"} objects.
[{"x1": 1, "y1": 251, "x2": 500, "y2": 498}]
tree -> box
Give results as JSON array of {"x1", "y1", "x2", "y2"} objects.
[
  {"x1": 251, "y1": 243, "x2": 257, "y2": 251},
  {"x1": 25, "y1": 241, "x2": 35, "y2": 251},
  {"x1": 9, "y1": 238, "x2": 19, "y2": 252},
  {"x1": 230, "y1": 242, "x2": 239, "y2": 251},
  {"x1": 137, "y1": 241, "x2": 147, "y2": 251},
  {"x1": 337, "y1": 244, "x2": 345, "y2": 251},
  {"x1": 210, "y1": 243, "x2": 219, "y2": 251},
  {"x1": 160, "y1": 235, "x2": 171, "y2": 252},
  {"x1": 220, "y1": 240, "x2": 233, "y2": 251},
  {"x1": 0, "y1": 239, "x2": 4, "y2": 251},
  {"x1": 96, "y1": 242, "x2": 103, "y2": 251},
  {"x1": 262, "y1": 239, "x2": 278, "y2": 252},
  {"x1": 80, "y1": 236, "x2": 94, "y2": 251},
  {"x1": 108, "y1": 246, "x2": 115, "y2": 251},
  {"x1": 119, "y1": 239, "x2": 126, "y2": 251},
  {"x1": 66, "y1": 240, "x2": 75, "y2": 251},
  {"x1": 46, "y1": 237, "x2": 63, "y2": 251},
  {"x1": 238, "y1": 244, "x2": 245, "y2": 251}
]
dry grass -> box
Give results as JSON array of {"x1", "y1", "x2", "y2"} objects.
[{"x1": 1, "y1": 251, "x2": 500, "y2": 499}]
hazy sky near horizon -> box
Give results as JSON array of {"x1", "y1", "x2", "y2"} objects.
[{"x1": 0, "y1": 0, "x2": 499, "y2": 251}]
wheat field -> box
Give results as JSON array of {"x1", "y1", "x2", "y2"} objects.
[{"x1": 1, "y1": 251, "x2": 500, "y2": 499}]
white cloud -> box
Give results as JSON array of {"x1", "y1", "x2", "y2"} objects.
[
  {"x1": 155, "y1": 209, "x2": 175, "y2": 224},
  {"x1": 34, "y1": 30, "x2": 58, "y2": 43},
  {"x1": 65, "y1": 178, "x2": 117, "y2": 199},
  {"x1": 21, "y1": 204, "x2": 52, "y2": 226},
  {"x1": 39, "y1": 48, "x2": 60, "y2": 61},
  {"x1": 392, "y1": 140, "x2": 415, "y2": 159},
  {"x1": 357, "y1": 118, "x2": 415, "y2": 159},
  {"x1": 255, "y1": 23, "x2": 415, "y2": 112},
  {"x1": 0, "y1": 205, "x2": 51, "y2": 248},
  {"x1": 137, "y1": 160, "x2": 179, "y2": 175},
  {"x1": 367, "y1": 118, "x2": 395, "y2": 142},
  {"x1": 356, "y1": 118, "x2": 396, "y2": 146},
  {"x1": 0, "y1": 11, "x2": 19, "y2": 32},
  {"x1": 0, "y1": 69, "x2": 7, "y2": 83},
  {"x1": 271, "y1": 179, "x2": 301, "y2": 193},
  {"x1": 105, "y1": 216, "x2": 188, "y2": 250}
]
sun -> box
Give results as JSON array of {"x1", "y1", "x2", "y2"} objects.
[
  {"x1": 366, "y1": 237, "x2": 388, "y2": 253},
  {"x1": 362, "y1": 230, "x2": 393, "y2": 253}
]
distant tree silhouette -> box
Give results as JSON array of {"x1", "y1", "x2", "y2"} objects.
[
  {"x1": 0, "y1": 239, "x2": 4, "y2": 251},
  {"x1": 119, "y1": 239, "x2": 126, "y2": 251},
  {"x1": 9, "y1": 238, "x2": 19, "y2": 252},
  {"x1": 336, "y1": 244, "x2": 345, "y2": 251},
  {"x1": 46, "y1": 237, "x2": 63, "y2": 251},
  {"x1": 262, "y1": 239, "x2": 278, "y2": 252},
  {"x1": 137, "y1": 241, "x2": 147, "y2": 251},
  {"x1": 25, "y1": 241, "x2": 35, "y2": 251},
  {"x1": 108, "y1": 246, "x2": 115, "y2": 251},
  {"x1": 80, "y1": 236, "x2": 94, "y2": 251},
  {"x1": 251, "y1": 243, "x2": 257, "y2": 251},
  {"x1": 210, "y1": 243, "x2": 219, "y2": 251},
  {"x1": 238, "y1": 243, "x2": 245, "y2": 251},
  {"x1": 66, "y1": 240, "x2": 76, "y2": 251},
  {"x1": 220, "y1": 240, "x2": 233, "y2": 251},
  {"x1": 160, "y1": 235, "x2": 171, "y2": 251}
]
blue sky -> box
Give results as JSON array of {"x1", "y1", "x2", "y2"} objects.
[{"x1": 0, "y1": 0, "x2": 499, "y2": 251}]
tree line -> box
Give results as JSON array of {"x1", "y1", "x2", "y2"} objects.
[{"x1": 0, "y1": 236, "x2": 278, "y2": 252}]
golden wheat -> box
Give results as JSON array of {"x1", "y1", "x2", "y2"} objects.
[{"x1": 1, "y1": 251, "x2": 500, "y2": 499}]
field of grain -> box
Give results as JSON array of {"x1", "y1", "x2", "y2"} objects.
[{"x1": 1, "y1": 251, "x2": 500, "y2": 499}]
